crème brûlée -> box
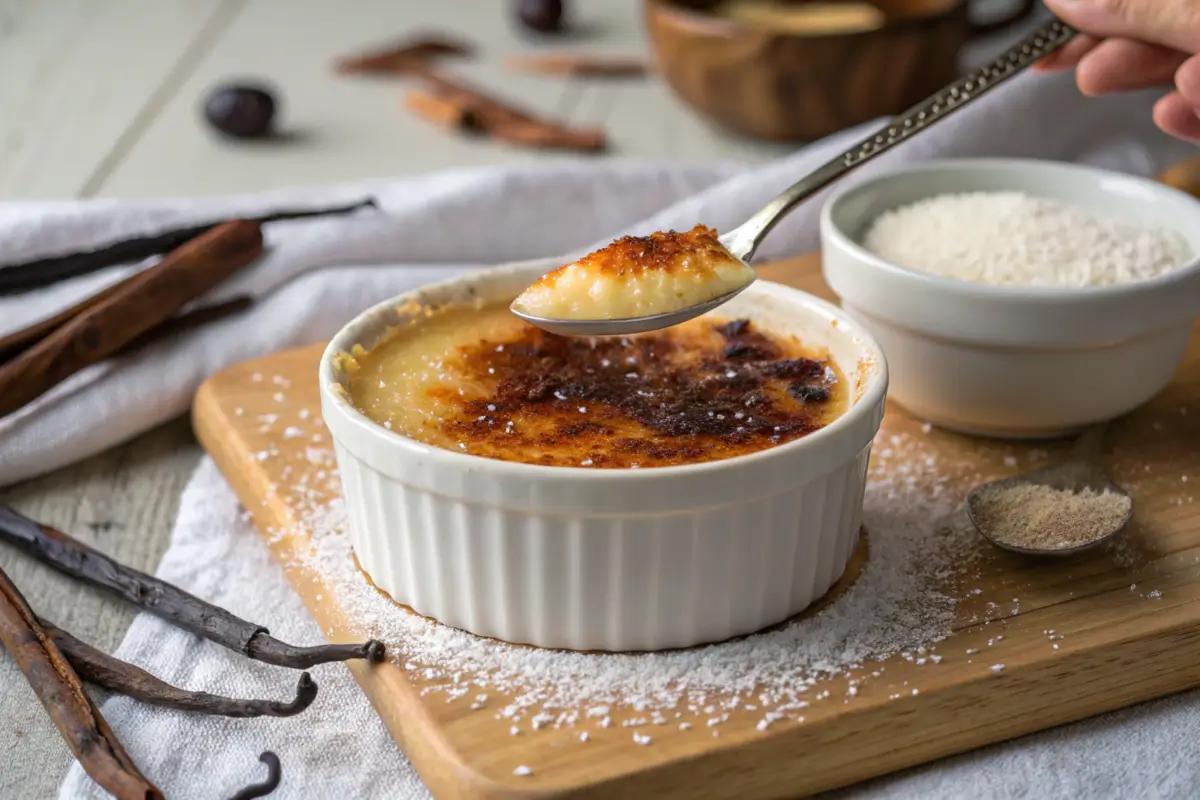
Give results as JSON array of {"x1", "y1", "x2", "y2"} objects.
[
  {"x1": 339, "y1": 302, "x2": 846, "y2": 469},
  {"x1": 510, "y1": 225, "x2": 756, "y2": 321}
]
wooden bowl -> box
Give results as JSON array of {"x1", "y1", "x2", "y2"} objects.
[{"x1": 644, "y1": 0, "x2": 1038, "y2": 141}]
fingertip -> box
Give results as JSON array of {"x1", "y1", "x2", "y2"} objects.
[
  {"x1": 1153, "y1": 92, "x2": 1200, "y2": 143},
  {"x1": 1076, "y1": 66, "x2": 1108, "y2": 98},
  {"x1": 1040, "y1": 33, "x2": 1101, "y2": 76},
  {"x1": 1040, "y1": 0, "x2": 1076, "y2": 24},
  {"x1": 1075, "y1": 48, "x2": 1115, "y2": 97},
  {"x1": 1152, "y1": 92, "x2": 1183, "y2": 125},
  {"x1": 1074, "y1": 38, "x2": 1187, "y2": 96},
  {"x1": 1174, "y1": 55, "x2": 1200, "y2": 105}
]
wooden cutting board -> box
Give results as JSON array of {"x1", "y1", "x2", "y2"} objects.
[{"x1": 193, "y1": 255, "x2": 1200, "y2": 799}]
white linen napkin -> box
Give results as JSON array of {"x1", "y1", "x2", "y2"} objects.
[
  {"x1": 2, "y1": 67, "x2": 1195, "y2": 488},
  {"x1": 58, "y1": 458, "x2": 1200, "y2": 799}
]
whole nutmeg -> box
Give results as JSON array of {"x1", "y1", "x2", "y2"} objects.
[
  {"x1": 516, "y1": 0, "x2": 565, "y2": 34},
  {"x1": 203, "y1": 83, "x2": 277, "y2": 139}
]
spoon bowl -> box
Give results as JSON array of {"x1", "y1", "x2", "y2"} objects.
[
  {"x1": 966, "y1": 425, "x2": 1133, "y2": 557},
  {"x1": 514, "y1": 19, "x2": 1077, "y2": 338},
  {"x1": 509, "y1": 281, "x2": 754, "y2": 336}
]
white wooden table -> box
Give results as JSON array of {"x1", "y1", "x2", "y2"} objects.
[
  {"x1": 0, "y1": 0, "x2": 794, "y2": 202},
  {"x1": 0, "y1": 1, "x2": 794, "y2": 796}
]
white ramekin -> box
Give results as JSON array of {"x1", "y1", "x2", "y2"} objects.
[
  {"x1": 319, "y1": 259, "x2": 888, "y2": 652},
  {"x1": 821, "y1": 158, "x2": 1200, "y2": 440}
]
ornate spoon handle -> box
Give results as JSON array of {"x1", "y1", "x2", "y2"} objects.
[{"x1": 722, "y1": 19, "x2": 1078, "y2": 262}]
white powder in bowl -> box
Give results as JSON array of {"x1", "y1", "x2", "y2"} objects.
[{"x1": 861, "y1": 191, "x2": 1191, "y2": 287}]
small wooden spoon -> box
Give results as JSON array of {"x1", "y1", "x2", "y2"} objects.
[{"x1": 966, "y1": 424, "x2": 1133, "y2": 557}]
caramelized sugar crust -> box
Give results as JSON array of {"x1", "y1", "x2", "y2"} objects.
[
  {"x1": 348, "y1": 306, "x2": 844, "y2": 470},
  {"x1": 531, "y1": 225, "x2": 731, "y2": 287}
]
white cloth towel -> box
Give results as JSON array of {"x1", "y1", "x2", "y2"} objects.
[
  {"x1": 0, "y1": 44, "x2": 1189, "y2": 800},
  {"x1": 59, "y1": 458, "x2": 1200, "y2": 799}
]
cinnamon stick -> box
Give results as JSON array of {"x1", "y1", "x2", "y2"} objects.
[
  {"x1": 0, "y1": 566, "x2": 161, "y2": 800},
  {"x1": 0, "y1": 287, "x2": 251, "y2": 367},
  {"x1": 335, "y1": 33, "x2": 473, "y2": 75},
  {"x1": 490, "y1": 120, "x2": 607, "y2": 151},
  {"x1": 404, "y1": 90, "x2": 484, "y2": 131},
  {"x1": 420, "y1": 71, "x2": 542, "y2": 128},
  {"x1": 115, "y1": 296, "x2": 254, "y2": 356},
  {"x1": 43, "y1": 619, "x2": 319, "y2": 718},
  {"x1": 0, "y1": 281, "x2": 125, "y2": 364},
  {"x1": 404, "y1": 71, "x2": 606, "y2": 152},
  {"x1": 0, "y1": 221, "x2": 263, "y2": 418},
  {"x1": 505, "y1": 53, "x2": 649, "y2": 78},
  {"x1": 0, "y1": 506, "x2": 386, "y2": 669}
]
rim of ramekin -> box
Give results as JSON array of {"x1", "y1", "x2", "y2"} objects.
[
  {"x1": 319, "y1": 258, "x2": 888, "y2": 491},
  {"x1": 822, "y1": 157, "x2": 1200, "y2": 302}
]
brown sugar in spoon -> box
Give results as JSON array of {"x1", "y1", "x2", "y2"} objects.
[{"x1": 966, "y1": 424, "x2": 1133, "y2": 557}]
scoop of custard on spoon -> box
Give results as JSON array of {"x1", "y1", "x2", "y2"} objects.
[
  {"x1": 510, "y1": 225, "x2": 757, "y2": 336},
  {"x1": 510, "y1": 18, "x2": 1079, "y2": 337}
]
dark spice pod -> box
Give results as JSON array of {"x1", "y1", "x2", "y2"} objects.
[
  {"x1": 0, "y1": 198, "x2": 378, "y2": 295},
  {"x1": 515, "y1": 0, "x2": 566, "y2": 33},
  {"x1": 43, "y1": 620, "x2": 319, "y2": 718},
  {"x1": 0, "y1": 506, "x2": 385, "y2": 670},
  {"x1": 204, "y1": 84, "x2": 278, "y2": 139},
  {"x1": 228, "y1": 752, "x2": 283, "y2": 800},
  {"x1": 0, "y1": 566, "x2": 162, "y2": 800}
]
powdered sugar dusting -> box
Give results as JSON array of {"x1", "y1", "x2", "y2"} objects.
[{"x1": 261, "y1": 414, "x2": 981, "y2": 733}]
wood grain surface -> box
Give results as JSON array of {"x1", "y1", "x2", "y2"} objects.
[
  {"x1": 0, "y1": 0, "x2": 232, "y2": 199},
  {"x1": 0, "y1": 0, "x2": 793, "y2": 203},
  {"x1": 193, "y1": 254, "x2": 1200, "y2": 799}
]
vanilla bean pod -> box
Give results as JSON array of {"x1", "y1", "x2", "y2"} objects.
[
  {"x1": 0, "y1": 198, "x2": 378, "y2": 294},
  {"x1": 42, "y1": 619, "x2": 318, "y2": 718},
  {"x1": 0, "y1": 506, "x2": 385, "y2": 669},
  {"x1": 228, "y1": 752, "x2": 283, "y2": 800},
  {"x1": 0, "y1": 566, "x2": 162, "y2": 800}
]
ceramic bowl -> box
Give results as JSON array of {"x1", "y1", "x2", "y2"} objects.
[
  {"x1": 643, "y1": 0, "x2": 1036, "y2": 142},
  {"x1": 820, "y1": 157, "x2": 1200, "y2": 439},
  {"x1": 319, "y1": 259, "x2": 888, "y2": 652}
]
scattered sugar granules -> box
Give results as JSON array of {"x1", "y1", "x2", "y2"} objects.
[
  {"x1": 969, "y1": 483, "x2": 1132, "y2": 551},
  {"x1": 862, "y1": 191, "x2": 1190, "y2": 287},
  {"x1": 271, "y1": 426, "x2": 978, "y2": 732}
]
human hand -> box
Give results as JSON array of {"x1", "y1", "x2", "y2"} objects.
[{"x1": 1037, "y1": 0, "x2": 1200, "y2": 142}]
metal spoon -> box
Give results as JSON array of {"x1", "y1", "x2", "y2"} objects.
[
  {"x1": 513, "y1": 18, "x2": 1078, "y2": 337},
  {"x1": 966, "y1": 424, "x2": 1133, "y2": 557}
]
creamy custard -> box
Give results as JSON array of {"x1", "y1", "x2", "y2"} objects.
[
  {"x1": 342, "y1": 302, "x2": 846, "y2": 469},
  {"x1": 511, "y1": 225, "x2": 755, "y2": 321}
]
